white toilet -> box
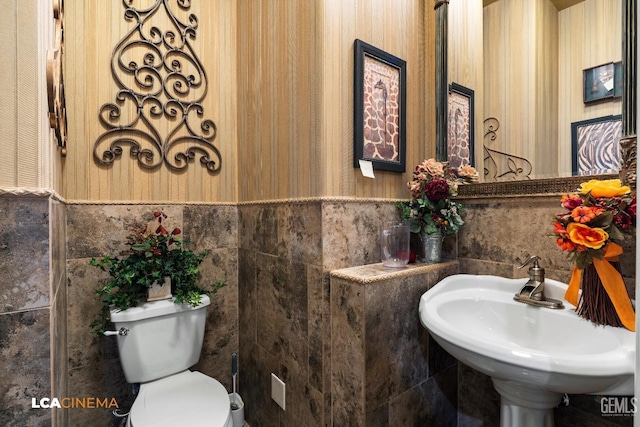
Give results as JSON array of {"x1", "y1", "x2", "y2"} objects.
[{"x1": 110, "y1": 295, "x2": 233, "y2": 427}]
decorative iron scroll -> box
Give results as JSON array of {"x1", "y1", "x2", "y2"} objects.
[
  {"x1": 483, "y1": 118, "x2": 532, "y2": 181},
  {"x1": 47, "y1": 0, "x2": 67, "y2": 156},
  {"x1": 94, "y1": 0, "x2": 221, "y2": 173}
]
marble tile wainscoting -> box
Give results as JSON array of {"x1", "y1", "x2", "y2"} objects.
[
  {"x1": 0, "y1": 192, "x2": 67, "y2": 427},
  {"x1": 331, "y1": 261, "x2": 460, "y2": 426},
  {"x1": 238, "y1": 199, "x2": 408, "y2": 426},
  {"x1": 65, "y1": 204, "x2": 238, "y2": 427},
  {"x1": 1, "y1": 193, "x2": 637, "y2": 426}
]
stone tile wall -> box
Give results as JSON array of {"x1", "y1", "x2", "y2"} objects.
[
  {"x1": 0, "y1": 195, "x2": 66, "y2": 427},
  {"x1": 2, "y1": 194, "x2": 636, "y2": 426},
  {"x1": 330, "y1": 262, "x2": 459, "y2": 426},
  {"x1": 237, "y1": 199, "x2": 405, "y2": 426},
  {"x1": 65, "y1": 204, "x2": 238, "y2": 426}
]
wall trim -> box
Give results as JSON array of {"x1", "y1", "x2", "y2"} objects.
[{"x1": 0, "y1": 186, "x2": 64, "y2": 203}]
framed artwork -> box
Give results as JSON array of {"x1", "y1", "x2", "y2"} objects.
[
  {"x1": 447, "y1": 83, "x2": 474, "y2": 169},
  {"x1": 571, "y1": 115, "x2": 622, "y2": 175},
  {"x1": 353, "y1": 39, "x2": 406, "y2": 172},
  {"x1": 583, "y1": 62, "x2": 622, "y2": 104}
]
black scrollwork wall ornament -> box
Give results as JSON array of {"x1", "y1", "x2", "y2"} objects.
[
  {"x1": 483, "y1": 118, "x2": 533, "y2": 181},
  {"x1": 94, "y1": 0, "x2": 221, "y2": 173}
]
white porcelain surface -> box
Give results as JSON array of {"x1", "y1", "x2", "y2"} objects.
[
  {"x1": 127, "y1": 371, "x2": 232, "y2": 427},
  {"x1": 419, "y1": 274, "x2": 635, "y2": 395},
  {"x1": 111, "y1": 295, "x2": 211, "y2": 383}
]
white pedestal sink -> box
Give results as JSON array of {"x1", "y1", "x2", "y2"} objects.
[{"x1": 419, "y1": 274, "x2": 635, "y2": 427}]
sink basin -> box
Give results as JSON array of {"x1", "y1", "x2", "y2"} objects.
[{"x1": 419, "y1": 274, "x2": 635, "y2": 426}]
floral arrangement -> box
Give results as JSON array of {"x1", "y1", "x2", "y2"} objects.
[
  {"x1": 553, "y1": 179, "x2": 636, "y2": 269},
  {"x1": 90, "y1": 211, "x2": 226, "y2": 335},
  {"x1": 397, "y1": 158, "x2": 479, "y2": 236},
  {"x1": 553, "y1": 179, "x2": 636, "y2": 330}
]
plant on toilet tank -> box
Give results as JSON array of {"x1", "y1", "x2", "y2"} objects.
[{"x1": 90, "y1": 211, "x2": 226, "y2": 335}]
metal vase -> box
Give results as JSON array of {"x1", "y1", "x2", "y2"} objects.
[{"x1": 422, "y1": 232, "x2": 443, "y2": 264}]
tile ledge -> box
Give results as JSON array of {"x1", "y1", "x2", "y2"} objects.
[
  {"x1": 0, "y1": 186, "x2": 65, "y2": 202},
  {"x1": 330, "y1": 260, "x2": 459, "y2": 284}
]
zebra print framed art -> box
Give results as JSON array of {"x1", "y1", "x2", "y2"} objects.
[
  {"x1": 353, "y1": 39, "x2": 407, "y2": 173},
  {"x1": 571, "y1": 115, "x2": 622, "y2": 176}
]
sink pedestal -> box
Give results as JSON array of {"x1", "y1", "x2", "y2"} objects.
[{"x1": 493, "y1": 379, "x2": 562, "y2": 427}]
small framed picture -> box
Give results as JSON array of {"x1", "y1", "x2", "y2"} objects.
[
  {"x1": 571, "y1": 115, "x2": 622, "y2": 175},
  {"x1": 583, "y1": 62, "x2": 621, "y2": 104},
  {"x1": 353, "y1": 39, "x2": 406, "y2": 172},
  {"x1": 447, "y1": 82, "x2": 475, "y2": 169}
]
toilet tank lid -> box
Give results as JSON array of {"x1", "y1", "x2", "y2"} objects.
[{"x1": 110, "y1": 294, "x2": 210, "y2": 322}]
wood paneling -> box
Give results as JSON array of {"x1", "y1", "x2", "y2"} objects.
[
  {"x1": 238, "y1": 0, "x2": 430, "y2": 201},
  {"x1": 448, "y1": 0, "x2": 484, "y2": 167},
  {"x1": 557, "y1": 0, "x2": 622, "y2": 175},
  {"x1": 63, "y1": 1, "x2": 238, "y2": 202},
  {"x1": 454, "y1": 0, "x2": 621, "y2": 179},
  {"x1": 63, "y1": 0, "x2": 431, "y2": 202},
  {"x1": 483, "y1": 0, "x2": 559, "y2": 178},
  {"x1": 1, "y1": 0, "x2": 57, "y2": 189}
]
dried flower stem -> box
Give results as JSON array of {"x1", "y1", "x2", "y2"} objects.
[{"x1": 577, "y1": 262, "x2": 624, "y2": 328}]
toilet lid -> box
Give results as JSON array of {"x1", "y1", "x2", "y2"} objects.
[{"x1": 129, "y1": 371, "x2": 232, "y2": 427}]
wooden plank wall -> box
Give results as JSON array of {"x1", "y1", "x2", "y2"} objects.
[
  {"x1": 63, "y1": 0, "x2": 431, "y2": 202},
  {"x1": 452, "y1": 0, "x2": 621, "y2": 180},
  {"x1": 557, "y1": 0, "x2": 622, "y2": 175},
  {"x1": 63, "y1": 0, "x2": 238, "y2": 202},
  {"x1": 237, "y1": 0, "x2": 431, "y2": 201},
  {"x1": 0, "y1": 0, "x2": 57, "y2": 189},
  {"x1": 448, "y1": 0, "x2": 484, "y2": 168}
]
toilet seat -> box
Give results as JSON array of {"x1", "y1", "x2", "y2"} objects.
[{"x1": 128, "y1": 371, "x2": 232, "y2": 427}]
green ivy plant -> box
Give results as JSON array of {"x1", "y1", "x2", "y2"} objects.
[{"x1": 90, "y1": 211, "x2": 226, "y2": 336}]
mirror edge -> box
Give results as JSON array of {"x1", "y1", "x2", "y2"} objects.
[
  {"x1": 456, "y1": 174, "x2": 617, "y2": 198},
  {"x1": 620, "y1": 0, "x2": 637, "y2": 190}
]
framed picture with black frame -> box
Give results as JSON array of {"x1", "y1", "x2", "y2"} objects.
[
  {"x1": 447, "y1": 82, "x2": 475, "y2": 169},
  {"x1": 353, "y1": 39, "x2": 407, "y2": 172},
  {"x1": 571, "y1": 115, "x2": 622, "y2": 175},
  {"x1": 583, "y1": 62, "x2": 622, "y2": 104}
]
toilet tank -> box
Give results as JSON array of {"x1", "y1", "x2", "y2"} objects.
[{"x1": 110, "y1": 295, "x2": 211, "y2": 383}]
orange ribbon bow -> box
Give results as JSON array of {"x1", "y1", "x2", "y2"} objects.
[{"x1": 565, "y1": 242, "x2": 635, "y2": 331}]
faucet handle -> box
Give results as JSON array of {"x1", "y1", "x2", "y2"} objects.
[
  {"x1": 518, "y1": 256, "x2": 545, "y2": 282},
  {"x1": 518, "y1": 255, "x2": 541, "y2": 270}
]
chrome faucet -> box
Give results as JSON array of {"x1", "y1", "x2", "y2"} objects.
[{"x1": 513, "y1": 256, "x2": 564, "y2": 309}]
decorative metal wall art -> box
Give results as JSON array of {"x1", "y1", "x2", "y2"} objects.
[
  {"x1": 47, "y1": 0, "x2": 67, "y2": 156},
  {"x1": 483, "y1": 118, "x2": 532, "y2": 181},
  {"x1": 94, "y1": 0, "x2": 221, "y2": 173}
]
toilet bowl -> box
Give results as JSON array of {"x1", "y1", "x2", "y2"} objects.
[
  {"x1": 110, "y1": 295, "x2": 233, "y2": 427},
  {"x1": 126, "y1": 371, "x2": 232, "y2": 427}
]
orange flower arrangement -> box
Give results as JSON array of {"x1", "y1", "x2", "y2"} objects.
[
  {"x1": 553, "y1": 179, "x2": 635, "y2": 269},
  {"x1": 553, "y1": 179, "x2": 636, "y2": 330}
]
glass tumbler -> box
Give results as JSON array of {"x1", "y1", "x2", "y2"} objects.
[{"x1": 380, "y1": 221, "x2": 410, "y2": 268}]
